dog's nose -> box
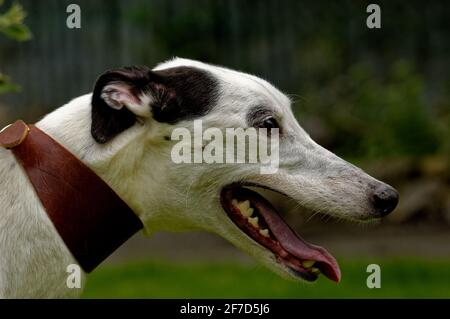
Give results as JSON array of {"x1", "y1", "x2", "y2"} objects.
[{"x1": 372, "y1": 185, "x2": 399, "y2": 216}]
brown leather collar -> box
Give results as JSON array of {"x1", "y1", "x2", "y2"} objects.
[{"x1": 0, "y1": 120, "x2": 143, "y2": 272}]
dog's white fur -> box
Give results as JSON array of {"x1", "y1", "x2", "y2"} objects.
[{"x1": 0, "y1": 58, "x2": 391, "y2": 298}]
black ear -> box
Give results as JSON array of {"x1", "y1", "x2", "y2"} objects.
[
  {"x1": 91, "y1": 66, "x2": 153, "y2": 143},
  {"x1": 91, "y1": 65, "x2": 218, "y2": 144}
]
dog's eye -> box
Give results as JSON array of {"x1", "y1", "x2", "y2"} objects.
[{"x1": 260, "y1": 117, "x2": 279, "y2": 129}]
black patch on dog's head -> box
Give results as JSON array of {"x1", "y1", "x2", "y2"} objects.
[
  {"x1": 91, "y1": 65, "x2": 218, "y2": 143},
  {"x1": 150, "y1": 66, "x2": 219, "y2": 124}
]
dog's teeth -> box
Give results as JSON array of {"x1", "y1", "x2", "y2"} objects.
[
  {"x1": 237, "y1": 200, "x2": 253, "y2": 217},
  {"x1": 248, "y1": 216, "x2": 259, "y2": 227},
  {"x1": 231, "y1": 199, "x2": 239, "y2": 207},
  {"x1": 311, "y1": 267, "x2": 320, "y2": 274},
  {"x1": 259, "y1": 229, "x2": 270, "y2": 238},
  {"x1": 239, "y1": 200, "x2": 250, "y2": 212},
  {"x1": 302, "y1": 260, "x2": 315, "y2": 268},
  {"x1": 242, "y1": 207, "x2": 254, "y2": 218}
]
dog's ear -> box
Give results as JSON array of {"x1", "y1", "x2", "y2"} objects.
[
  {"x1": 92, "y1": 65, "x2": 218, "y2": 143},
  {"x1": 91, "y1": 66, "x2": 154, "y2": 143}
]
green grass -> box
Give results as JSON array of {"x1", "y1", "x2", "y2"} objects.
[{"x1": 82, "y1": 258, "x2": 450, "y2": 298}]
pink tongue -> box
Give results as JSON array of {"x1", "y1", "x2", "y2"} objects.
[
  {"x1": 247, "y1": 190, "x2": 341, "y2": 282},
  {"x1": 262, "y1": 210, "x2": 341, "y2": 282}
]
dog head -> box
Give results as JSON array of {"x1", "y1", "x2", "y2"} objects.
[{"x1": 89, "y1": 58, "x2": 398, "y2": 283}]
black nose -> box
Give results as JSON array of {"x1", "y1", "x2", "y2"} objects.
[{"x1": 372, "y1": 185, "x2": 399, "y2": 216}]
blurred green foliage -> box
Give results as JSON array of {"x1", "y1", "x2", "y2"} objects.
[
  {"x1": 301, "y1": 61, "x2": 444, "y2": 159},
  {"x1": 0, "y1": 72, "x2": 19, "y2": 94},
  {"x1": 0, "y1": 0, "x2": 31, "y2": 94},
  {"x1": 82, "y1": 258, "x2": 450, "y2": 298},
  {"x1": 0, "y1": 0, "x2": 31, "y2": 41}
]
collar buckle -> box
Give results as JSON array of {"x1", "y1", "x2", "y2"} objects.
[{"x1": 0, "y1": 120, "x2": 30, "y2": 149}]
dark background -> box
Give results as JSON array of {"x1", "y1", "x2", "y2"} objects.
[{"x1": 0, "y1": 0, "x2": 449, "y2": 297}]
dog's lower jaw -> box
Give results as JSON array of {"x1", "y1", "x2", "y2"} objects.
[{"x1": 211, "y1": 221, "x2": 307, "y2": 283}]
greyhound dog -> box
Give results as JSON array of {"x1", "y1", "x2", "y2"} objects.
[{"x1": 0, "y1": 58, "x2": 398, "y2": 298}]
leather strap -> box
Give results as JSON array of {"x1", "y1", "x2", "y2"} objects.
[{"x1": 0, "y1": 120, "x2": 143, "y2": 273}]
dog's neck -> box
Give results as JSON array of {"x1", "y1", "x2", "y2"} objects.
[
  {"x1": 0, "y1": 94, "x2": 164, "y2": 297},
  {"x1": 37, "y1": 94, "x2": 141, "y2": 173},
  {"x1": 35, "y1": 94, "x2": 200, "y2": 236},
  {"x1": 36, "y1": 94, "x2": 158, "y2": 231},
  {"x1": 0, "y1": 93, "x2": 205, "y2": 297}
]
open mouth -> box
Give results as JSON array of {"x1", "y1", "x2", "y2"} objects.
[{"x1": 220, "y1": 184, "x2": 341, "y2": 283}]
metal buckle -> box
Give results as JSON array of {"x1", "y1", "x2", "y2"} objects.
[{"x1": 0, "y1": 120, "x2": 30, "y2": 149}]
